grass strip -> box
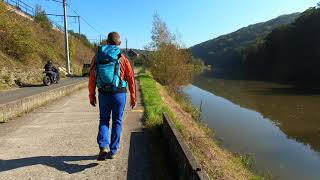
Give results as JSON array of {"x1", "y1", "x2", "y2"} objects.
[{"x1": 138, "y1": 70, "x2": 176, "y2": 179}]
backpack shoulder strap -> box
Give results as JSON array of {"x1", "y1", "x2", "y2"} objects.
[
  {"x1": 118, "y1": 53, "x2": 122, "y2": 60},
  {"x1": 96, "y1": 46, "x2": 103, "y2": 64}
]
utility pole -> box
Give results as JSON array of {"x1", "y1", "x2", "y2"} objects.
[
  {"x1": 63, "y1": 0, "x2": 71, "y2": 75},
  {"x1": 125, "y1": 38, "x2": 128, "y2": 53},
  {"x1": 77, "y1": 16, "x2": 80, "y2": 35}
]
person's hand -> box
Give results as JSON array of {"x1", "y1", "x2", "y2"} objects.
[
  {"x1": 90, "y1": 96, "x2": 97, "y2": 107},
  {"x1": 130, "y1": 101, "x2": 136, "y2": 109}
]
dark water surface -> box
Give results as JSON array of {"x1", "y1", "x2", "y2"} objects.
[{"x1": 182, "y1": 76, "x2": 320, "y2": 180}]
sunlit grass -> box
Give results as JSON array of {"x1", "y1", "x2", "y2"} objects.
[{"x1": 138, "y1": 70, "x2": 181, "y2": 130}]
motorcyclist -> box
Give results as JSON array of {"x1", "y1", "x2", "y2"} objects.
[{"x1": 44, "y1": 60, "x2": 58, "y2": 82}]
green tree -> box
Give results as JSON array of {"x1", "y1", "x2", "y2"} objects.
[
  {"x1": 34, "y1": 5, "x2": 52, "y2": 30},
  {"x1": 240, "y1": 6, "x2": 320, "y2": 82}
]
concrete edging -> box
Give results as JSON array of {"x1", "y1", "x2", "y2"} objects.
[
  {"x1": 162, "y1": 113, "x2": 210, "y2": 180},
  {"x1": 0, "y1": 80, "x2": 88, "y2": 123}
]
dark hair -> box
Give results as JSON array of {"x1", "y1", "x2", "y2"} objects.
[{"x1": 107, "y1": 32, "x2": 121, "y2": 45}]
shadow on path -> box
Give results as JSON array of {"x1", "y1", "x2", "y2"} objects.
[
  {"x1": 127, "y1": 130, "x2": 154, "y2": 180},
  {"x1": 14, "y1": 79, "x2": 44, "y2": 88},
  {"x1": 0, "y1": 155, "x2": 98, "y2": 174}
]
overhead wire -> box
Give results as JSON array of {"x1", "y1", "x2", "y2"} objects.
[
  {"x1": 40, "y1": 0, "x2": 103, "y2": 39},
  {"x1": 66, "y1": 3, "x2": 103, "y2": 36},
  {"x1": 50, "y1": 0, "x2": 63, "y2": 3}
]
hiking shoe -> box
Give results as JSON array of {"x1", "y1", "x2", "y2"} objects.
[
  {"x1": 107, "y1": 151, "x2": 118, "y2": 159},
  {"x1": 97, "y1": 150, "x2": 108, "y2": 161}
]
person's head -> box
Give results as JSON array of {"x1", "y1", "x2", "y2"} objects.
[
  {"x1": 107, "y1": 32, "x2": 121, "y2": 46},
  {"x1": 47, "y1": 60, "x2": 52, "y2": 64}
]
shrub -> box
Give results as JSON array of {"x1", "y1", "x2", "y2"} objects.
[
  {"x1": 145, "y1": 13, "x2": 202, "y2": 90},
  {"x1": 68, "y1": 35, "x2": 75, "y2": 63},
  {"x1": 34, "y1": 5, "x2": 52, "y2": 30},
  {"x1": 148, "y1": 44, "x2": 194, "y2": 90}
]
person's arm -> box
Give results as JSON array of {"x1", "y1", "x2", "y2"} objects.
[
  {"x1": 88, "y1": 55, "x2": 97, "y2": 107},
  {"x1": 44, "y1": 64, "x2": 49, "y2": 71},
  {"x1": 122, "y1": 55, "x2": 136, "y2": 108}
]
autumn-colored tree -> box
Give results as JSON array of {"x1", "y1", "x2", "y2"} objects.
[
  {"x1": 148, "y1": 13, "x2": 175, "y2": 50},
  {"x1": 146, "y1": 13, "x2": 199, "y2": 90}
]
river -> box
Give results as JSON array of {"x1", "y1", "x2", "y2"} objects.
[{"x1": 182, "y1": 75, "x2": 320, "y2": 180}]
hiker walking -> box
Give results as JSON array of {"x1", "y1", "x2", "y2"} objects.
[{"x1": 88, "y1": 32, "x2": 136, "y2": 160}]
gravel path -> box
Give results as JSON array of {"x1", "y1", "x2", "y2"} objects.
[{"x1": 0, "y1": 85, "x2": 153, "y2": 180}]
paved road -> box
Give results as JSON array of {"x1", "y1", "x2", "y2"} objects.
[
  {"x1": 0, "y1": 77, "x2": 87, "y2": 105},
  {"x1": 0, "y1": 85, "x2": 153, "y2": 179}
]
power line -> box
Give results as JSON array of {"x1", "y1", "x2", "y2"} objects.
[
  {"x1": 51, "y1": 0, "x2": 63, "y2": 3},
  {"x1": 41, "y1": 0, "x2": 102, "y2": 38},
  {"x1": 45, "y1": 13, "x2": 78, "y2": 17},
  {"x1": 66, "y1": 3, "x2": 103, "y2": 36},
  {"x1": 43, "y1": 0, "x2": 63, "y2": 4}
]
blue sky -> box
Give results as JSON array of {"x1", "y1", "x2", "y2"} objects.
[{"x1": 23, "y1": 0, "x2": 319, "y2": 49}]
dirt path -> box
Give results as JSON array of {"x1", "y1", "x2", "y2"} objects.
[{"x1": 0, "y1": 85, "x2": 153, "y2": 180}]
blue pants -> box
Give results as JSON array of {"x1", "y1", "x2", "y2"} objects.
[
  {"x1": 48, "y1": 71, "x2": 57, "y2": 81},
  {"x1": 97, "y1": 91, "x2": 126, "y2": 154}
]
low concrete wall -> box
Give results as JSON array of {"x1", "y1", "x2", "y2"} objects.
[
  {"x1": 0, "y1": 80, "x2": 87, "y2": 123},
  {"x1": 162, "y1": 113, "x2": 210, "y2": 180}
]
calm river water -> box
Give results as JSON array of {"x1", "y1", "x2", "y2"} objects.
[{"x1": 182, "y1": 75, "x2": 320, "y2": 180}]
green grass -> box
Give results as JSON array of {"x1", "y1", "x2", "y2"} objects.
[
  {"x1": 139, "y1": 72, "x2": 169, "y2": 124},
  {"x1": 139, "y1": 70, "x2": 182, "y2": 130},
  {"x1": 138, "y1": 70, "x2": 178, "y2": 179},
  {"x1": 139, "y1": 72, "x2": 164, "y2": 127}
]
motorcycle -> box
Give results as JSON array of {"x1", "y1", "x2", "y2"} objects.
[{"x1": 43, "y1": 67, "x2": 60, "y2": 86}]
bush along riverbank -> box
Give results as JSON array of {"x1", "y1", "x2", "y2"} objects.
[{"x1": 138, "y1": 70, "x2": 261, "y2": 180}]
